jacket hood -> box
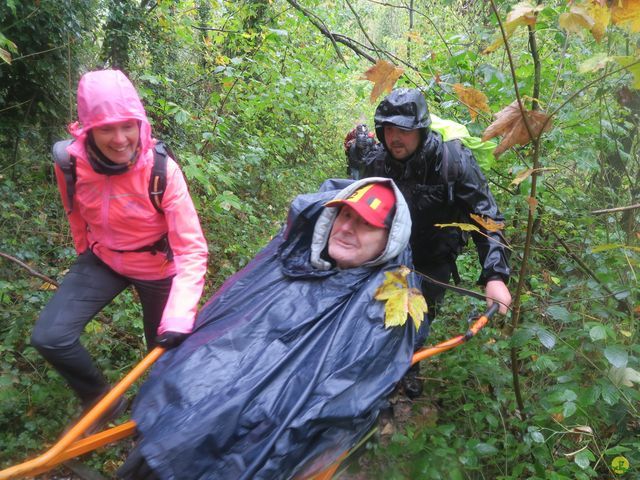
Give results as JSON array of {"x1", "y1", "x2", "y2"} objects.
[
  {"x1": 310, "y1": 177, "x2": 411, "y2": 270},
  {"x1": 68, "y1": 69, "x2": 153, "y2": 156},
  {"x1": 374, "y1": 88, "x2": 431, "y2": 151}
]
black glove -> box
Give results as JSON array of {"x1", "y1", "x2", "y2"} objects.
[
  {"x1": 155, "y1": 331, "x2": 189, "y2": 349},
  {"x1": 117, "y1": 444, "x2": 160, "y2": 480}
]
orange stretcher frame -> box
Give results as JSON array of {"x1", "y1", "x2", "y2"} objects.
[{"x1": 0, "y1": 304, "x2": 498, "y2": 480}]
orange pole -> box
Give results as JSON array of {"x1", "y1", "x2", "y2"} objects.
[
  {"x1": 28, "y1": 421, "x2": 138, "y2": 477},
  {"x1": 411, "y1": 304, "x2": 497, "y2": 365},
  {"x1": 0, "y1": 347, "x2": 163, "y2": 480}
]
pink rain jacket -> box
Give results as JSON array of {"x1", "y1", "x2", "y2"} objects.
[{"x1": 54, "y1": 70, "x2": 208, "y2": 334}]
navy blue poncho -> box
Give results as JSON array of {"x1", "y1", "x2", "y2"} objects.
[{"x1": 130, "y1": 178, "x2": 421, "y2": 479}]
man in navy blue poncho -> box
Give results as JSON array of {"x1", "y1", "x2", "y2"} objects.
[{"x1": 118, "y1": 177, "x2": 422, "y2": 480}]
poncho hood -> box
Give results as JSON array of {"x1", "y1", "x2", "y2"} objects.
[
  {"x1": 310, "y1": 177, "x2": 411, "y2": 270},
  {"x1": 130, "y1": 179, "x2": 421, "y2": 480},
  {"x1": 67, "y1": 69, "x2": 153, "y2": 157}
]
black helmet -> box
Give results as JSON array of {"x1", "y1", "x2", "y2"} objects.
[{"x1": 374, "y1": 88, "x2": 431, "y2": 149}]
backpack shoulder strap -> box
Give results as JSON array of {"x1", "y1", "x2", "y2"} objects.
[
  {"x1": 440, "y1": 140, "x2": 460, "y2": 205},
  {"x1": 149, "y1": 142, "x2": 169, "y2": 214},
  {"x1": 52, "y1": 139, "x2": 76, "y2": 214}
]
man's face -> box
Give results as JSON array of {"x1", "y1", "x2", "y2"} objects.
[
  {"x1": 328, "y1": 206, "x2": 389, "y2": 269},
  {"x1": 384, "y1": 125, "x2": 420, "y2": 160}
]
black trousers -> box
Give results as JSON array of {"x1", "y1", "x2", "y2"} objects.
[
  {"x1": 414, "y1": 261, "x2": 453, "y2": 347},
  {"x1": 31, "y1": 251, "x2": 173, "y2": 406}
]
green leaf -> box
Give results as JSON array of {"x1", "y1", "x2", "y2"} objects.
[
  {"x1": 548, "y1": 389, "x2": 577, "y2": 403},
  {"x1": 563, "y1": 401, "x2": 577, "y2": 418},
  {"x1": 604, "y1": 346, "x2": 628, "y2": 368},
  {"x1": 535, "y1": 327, "x2": 556, "y2": 349},
  {"x1": 530, "y1": 430, "x2": 545, "y2": 443},
  {"x1": 511, "y1": 327, "x2": 534, "y2": 347},
  {"x1": 601, "y1": 382, "x2": 621, "y2": 405},
  {"x1": 589, "y1": 325, "x2": 607, "y2": 341},
  {"x1": 474, "y1": 443, "x2": 499, "y2": 456},
  {"x1": 574, "y1": 449, "x2": 595, "y2": 469},
  {"x1": 546, "y1": 305, "x2": 571, "y2": 323},
  {"x1": 604, "y1": 446, "x2": 632, "y2": 455}
]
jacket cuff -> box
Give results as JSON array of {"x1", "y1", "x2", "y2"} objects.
[{"x1": 477, "y1": 273, "x2": 509, "y2": 286}]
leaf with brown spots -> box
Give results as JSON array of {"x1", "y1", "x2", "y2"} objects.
[
  {"x1": 361, "y1": 59, "x2": 405, "y2": 104},
  {"x1": 452, "y1": 83, "x2": 491, "y2": 121},
  {"x1": 481, "y1": 100, "x2": 553, "y2": 157},
  {"x1": 469, "y1": 213, "x2": 505, "y2": 232}
]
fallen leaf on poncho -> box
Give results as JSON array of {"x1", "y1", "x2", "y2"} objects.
[{"x1": 375, "y1": 266, "x2": 426, "y2": 331}]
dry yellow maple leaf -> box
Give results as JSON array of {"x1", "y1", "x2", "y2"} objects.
[
  {"x1": 559, "y1": 3, "x2": 610, "y2": 42},
  {"x1": 559, "y1": 5, "x2": 596, "y2": 34},
  {"x1": 374, "y1": 266, "x2": 426, "y2": 331},
  {"x1": 361, "y1": 59, "x2": 405, "y2": 104},
  {"x1": 611, "y1": 0, "x2": 640, "y2": 32},
  {"x1": 469, "y1": 213, "x2": 505, "y2": 232},
  {"x1": 452, "y1": 83, "x2": 491, "y2": 121},
  {"x1": 483, "y1": 2, "x2": 544, "y2": 54},
  {"x1": 526, "y1": 196, "x2": 538, "y2": 213},
  {"x1": 434, "y1": 222, "x2": 481, "y2": 233},
  {"x1": 588, "y1": 1, "x2": 611, "y2": 41},
  {"x1": 481, "y1": 100, "x2": 553, "y2": 157}
]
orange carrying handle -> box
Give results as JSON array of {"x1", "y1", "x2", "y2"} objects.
[
  {"x1": 0, "y1": 347, "x2": 164, "y2": 480},
  {"x1": 0, "y1": 304, "x2": 499, "y2": 480}
]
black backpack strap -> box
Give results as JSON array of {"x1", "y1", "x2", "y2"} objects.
[
  {"x1": 149, "y1": 142, "x2": 169, "y2": 214},
  {"x1": 52, "y1": 139, "x2": 76, "y2": 214},
  {"x1": 440, "y1": 140, "x2": 459, "y2": 205}
]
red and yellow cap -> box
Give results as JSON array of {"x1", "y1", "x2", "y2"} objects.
[{"x1": 325, "y1": 182, "x2": 396, "y2": 228}]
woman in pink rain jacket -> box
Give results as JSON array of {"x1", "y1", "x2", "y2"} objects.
[{"x1": 31, "y1": 70, "x2": 208, "y2": 420}]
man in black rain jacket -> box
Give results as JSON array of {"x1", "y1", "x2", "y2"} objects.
[{"x1": 362, "y1": 89, "x2": 511, "y2": 394}]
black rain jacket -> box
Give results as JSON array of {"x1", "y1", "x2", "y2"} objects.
[{"x1": 362, "y1": 130, "x2": 510, "y2": 287}]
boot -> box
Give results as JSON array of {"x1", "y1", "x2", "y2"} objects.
[{"x1": 401, "y1": 363, "x2": 424, "y2": 399}]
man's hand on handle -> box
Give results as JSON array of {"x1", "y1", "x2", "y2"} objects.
[{"x1": 485, "y1": 279, "x2": 511, "y2": 315}]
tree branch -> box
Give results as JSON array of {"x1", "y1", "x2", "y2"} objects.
[
  {"x1": 591, "y1": 203, "x2": 640, "y2": 214},
  {"x1": 285, "y1": 0, "x2": 350, "y2": 66},
  {"x1": 0, "y1": 251, "x2": 59, "y2": 287}
]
